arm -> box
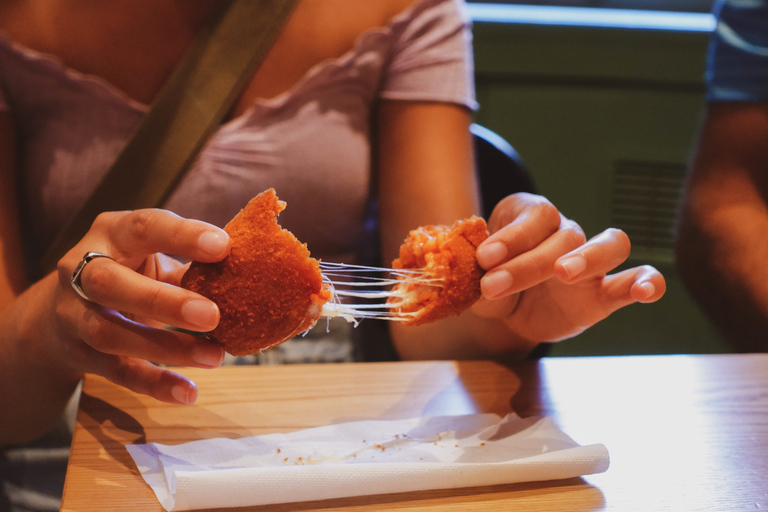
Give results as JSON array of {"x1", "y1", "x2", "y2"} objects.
[
  {"x1": 0, "y1": 113, "x2": 76, "y2": 445},
  {"x1": 0, "y1": 212, "x2": 234, "y2": 446},
  {"x1": 0, "y1": 109, "x2": 234, "y2": 445},
  {"x1": 675, "y1": 102, "x2": 768, "y2": 352},
  {"x1": 0, "y1": 112, "x2": 82, "y2": 445},
  {"x1": 375, "y1": 101, "x2": 516, "y2": 359},
  {"x1": 376, "y1": 100, "x2": 666, "y2": 361},
  {"x1": 0, "y1": 113, "x2": 26, "y2": 308}
]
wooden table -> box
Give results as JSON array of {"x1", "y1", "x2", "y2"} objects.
[{"x1": 62, "y1": 354, "x2": 768, "y2": 511}]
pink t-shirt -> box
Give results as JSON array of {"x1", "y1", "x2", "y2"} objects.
[{"x1": 0, "y1": 0, "x2": 477, "y2": 276}]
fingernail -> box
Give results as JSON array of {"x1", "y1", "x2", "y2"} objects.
[
  {"x1": 481, "y1": 270, "x2": 514, "y2": 299},
  {"x1": 559, "y1": 255, "x2": 587, "y2": 280},
  {"x1": 477, "y1": 242, "x2": 507, "y2": 268},
  {"x1": 193, "y1": 344, "x2": 225, "y2": 368},
  {"x1": 640, "y1": 281, "x2": 656, "y2": 299},
  {"x1": 171, "y1": 383, "x2": 197, "y2": 405},
  {"x1": 182, "y1": 299, "x2": 219, "y2": 330},
  {"x1": 198, "y1": 231, "x2": 229, "y2": 258}
]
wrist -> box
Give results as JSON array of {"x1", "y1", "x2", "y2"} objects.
[{"x1": 7, "y1": 273, "x2": 83, "y2": 382}]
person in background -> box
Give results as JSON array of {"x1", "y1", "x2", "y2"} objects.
[
  {"x1": 0, "y1": 1, "x2": 665, "y2": 509},
  {"x1": 676, "y1": 0, "x2": 768, "y2": 352}
]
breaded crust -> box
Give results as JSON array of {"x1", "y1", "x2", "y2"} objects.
[
  {"x1": 391, "y1": 216, "x2": 488, "y2": 326},
  {"x1": 181, "y1": 189, "x2": 330, "y2": 356}
]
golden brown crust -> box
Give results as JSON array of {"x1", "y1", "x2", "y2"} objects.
[
  {"x1": 181, "y1": 189, "x2": 331, "y2": 356},
  {"x1": 391, "y1": 216, "x2": 489, "y2": 326}
]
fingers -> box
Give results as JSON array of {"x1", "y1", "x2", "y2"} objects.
[
  {"x1": 477, "y1": 204, "x2": 666, "y2": 312},
  {"x1": 84, "y1": 351, "x2": 200, "y2": 405},
  {"x1": 74, "y1": 256, "x2": 220, "y2": 332},
  {"x1": 57, "y1": 209, "x2": 229, "y2": 294},
  {"x1": 478, "y1": 195, "x2": 563, "y2": 269},
  {"x1": 479, "y1": 215, "x2": 586, "y2": 300},
  {"x1": 47, "y1": 209, "x2": 230, "y2": 405},
  {"x1": 135, "y1": 253, "x2": 187, "y2": 285},
  {"x1": 52, "y1": 262, "x2": 223, "y2": 406},
  {"x1": 484, "y1": 192, "x2": 557, "y2": 236},
  {"x1": 55, "y1": 209, "x2": 229, "y2": 333},
  {"x1": 152, "y1": 254, "x2": 192, "y2": 286},
  {"x1": 52, "y1": 294, "x2": 221, "y2": 403},
  {"x1": 59, "y1": 301, "x2": 225, "y2": 369},
  {"x1": 98, "y1": 209, "x2": 230, "y2": 264},
  {"x1": 628, "y1": 265, "x2": 667, "y2": 303},
  {"x1": 601, "y1": 265, "x2": 667, "y2": 310},
  {"x1": 554, "y1": 228, "x2": 631, "y2": 283},
  {"x1": 552, "y1": 228, "x2": 666, "y2": 304}
]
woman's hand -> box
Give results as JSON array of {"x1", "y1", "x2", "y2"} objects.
[
  {"x1": 473, "y1": 193, "x2": 666, "y2": 344},
  {"x1": 49, "y1": 209, "x2": 231, "y2": 405}
]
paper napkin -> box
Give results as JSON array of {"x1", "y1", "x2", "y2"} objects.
[{"x1": 127, "y1": 413, "x2": 609, "y2": 511}]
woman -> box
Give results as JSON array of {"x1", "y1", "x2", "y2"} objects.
[{"x1": 0, "y1": 0, "x2": 664, "y2": 450}]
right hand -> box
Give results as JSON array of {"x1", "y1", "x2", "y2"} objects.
[
  {"x1": 48, "y1": 209, "x2": 231, "y2": 404},
  {"x1": 472, "y1": 193, "x2": 666, "y2": 345}
]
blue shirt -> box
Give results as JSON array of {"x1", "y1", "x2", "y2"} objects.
[{"x1": 708, "y1": 0, "x2": 768, "y2": 101}]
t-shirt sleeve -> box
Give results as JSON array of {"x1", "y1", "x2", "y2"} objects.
[
  {"x1": 379, "y1": 0, "x2": 478, "y2": 110},
  {"x1": 707, "y1": 0, "x2": 768, "y2": 102}
]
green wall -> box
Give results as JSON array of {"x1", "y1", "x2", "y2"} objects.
[{"x1": 471, "y1": 21, "x2": 730, "y2": 355}]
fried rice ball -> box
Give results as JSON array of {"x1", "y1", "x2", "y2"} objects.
[
  {"x1": 181, "y1": 188, "x2": 331, "y2": 356},
  {"x1": 390, "y1": 216, "x2": 489, "y2": 326}
]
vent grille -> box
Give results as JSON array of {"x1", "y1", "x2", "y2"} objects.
[{"x1": 611, "y1": 160, "x2": 686, "y2": 254}]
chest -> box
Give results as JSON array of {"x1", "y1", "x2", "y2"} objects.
[{"x1": 0, "y1": 0, "x2": 409, "y2": 116}]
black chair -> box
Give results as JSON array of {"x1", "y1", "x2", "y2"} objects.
[
  {"x1": 470, "y1": 123, "x2": 536, "y2": 218},
  {"x1": 471, "y1": 124, "x2": 551, "y2": 358}
]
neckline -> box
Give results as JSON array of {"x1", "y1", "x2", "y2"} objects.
[
  {"x1": 0, "y1": 0, "x2": 436, "y2": 126},
  {"x1": 0, "y1": 31, "x2": 150, "y2": 113}
]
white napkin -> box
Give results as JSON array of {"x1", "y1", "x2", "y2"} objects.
[{"x1": 127, "y1": 413, "x2": 609, "y2": 511}]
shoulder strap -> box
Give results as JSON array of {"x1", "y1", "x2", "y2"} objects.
[{"x1": 39, "y1": 0, "x2": 300, "y2": 275}]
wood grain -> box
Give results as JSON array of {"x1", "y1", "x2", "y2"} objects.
[{"x1": 61, "y1": 355, "x2": 768, "y2": 511}]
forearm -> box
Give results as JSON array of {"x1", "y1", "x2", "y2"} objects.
[
  {"x1": 0, "y1": 111, "x2": 76, "y2": 444},
  {"x1": 675, "y1": 102, "x2": 768, "y2": 352},
  {"x1": 0, "y1": 273, "x2": 82, "y2": 446},
  {"x1": 390, "y1": 309, "x2": 537, "y2": 362},
  {"x1": 676, "y1": 203, "x2": 768, "y2": 352}
]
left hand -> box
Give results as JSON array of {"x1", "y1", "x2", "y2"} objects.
[
  {"x1": 472, "y1": 193, "x2": 666, "y2": 343},
  {"x1": 50, "y1": 209, "x2": 231, "y2": 405}
]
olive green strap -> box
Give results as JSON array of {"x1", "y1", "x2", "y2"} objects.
[{"x1": 39, "y1": 0, "x2": 299, "y2": 275}]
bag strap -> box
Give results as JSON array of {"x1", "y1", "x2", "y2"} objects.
[{"x1": 39, "y1": 0, "x2": 299, "y2": 275}]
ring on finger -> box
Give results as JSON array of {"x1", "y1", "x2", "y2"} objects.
[{"x1": 70, "y1": 251, "x2": 115, "y2": 302}]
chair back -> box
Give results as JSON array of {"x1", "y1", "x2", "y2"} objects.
[{"x1": 471, "y1": 123, "x2": 536, "y2": 218}]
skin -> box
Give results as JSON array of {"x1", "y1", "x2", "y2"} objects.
[
  {"x1": 676, "y1": 102, "x2": 768, "y2": 352},
  {"x1": 0, "y1": 0, "x2": 665, "y2": 446}
]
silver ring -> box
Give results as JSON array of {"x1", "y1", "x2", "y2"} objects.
[{"x1": 70, "y1": 252, "x2": 114, "y2": 302}]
